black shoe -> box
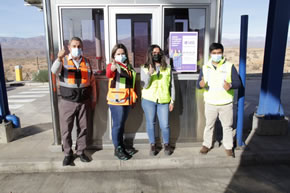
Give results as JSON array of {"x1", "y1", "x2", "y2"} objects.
[
  {"x1": 125, "y1": 147, "x2": 138, "y2": 156},
  {"x1": 114, "y1": 146, "x2": 132, "y2": 160},
  {"x1": 63, "y1": 155, "x2": 74, "y2": 166},
  {"x1": 78, "y1": 153, "x2": 91, "y2": 162},
  {"x1": 150, "y1": 143, "x2": 158, "y2": 156},
  {"x1": 164, "y1": 144, "x2": 173, "y2": 156}
]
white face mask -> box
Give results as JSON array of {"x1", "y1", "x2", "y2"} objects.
[
  {"x1": 71, "y1": 48, "x2": 82, "y2": 58},
  {"x1": 211, "y1": 54, "x2": 223, "y2": 63},
  {"x1": 115, "y1": 54, "x2": 127, "y2": 63}
]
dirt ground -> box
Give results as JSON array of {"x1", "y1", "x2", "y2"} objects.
[
  {"x1": 224, "y1": 47, "x2": 290, "y2": 73},
  {"x1": 3, "y1": 57, "x2": 47, "y2": 81}
]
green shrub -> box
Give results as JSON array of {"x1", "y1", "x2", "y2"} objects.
[{"x1": 32, "y1": 70, "x2": 49, "y2": 82}]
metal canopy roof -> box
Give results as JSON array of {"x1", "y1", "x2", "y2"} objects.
[{"x1": 24, "y1": 0, "x2": 43, "y2": 10}]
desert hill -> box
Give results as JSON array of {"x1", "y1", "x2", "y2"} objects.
[{"x1": 0, "y1": 36, "x2": 290, "y2": 80}]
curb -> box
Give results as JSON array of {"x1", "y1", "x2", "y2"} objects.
[
  {"x1": 6, "y1": 81, "x2": 49, "y2": 87},
  {"x1": 0, "y1": 148, "x2": 289, "y2": 174},
  {"x1": 246, "y1": 73, "x2": 290, "y2": 80}
]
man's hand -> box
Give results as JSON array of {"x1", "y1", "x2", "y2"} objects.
[
  {"x1": 169, "y1": 103, "x2": 174, "y2": 112},
  {"x1": 57, "y1": 49, "x2": 66, "y2": 61},
  {"x1": 148, "y1": 64, "x2": 154, "y2": 75},
  {"x1": 199, "y1": 77, "x2": 206, "y2": 88},
  {"x1": 223, "y1": 80, "x2": 232, "y2": 91},
  {"x1": 111, "y1": 60, "x2": 117, "y2": 72}
]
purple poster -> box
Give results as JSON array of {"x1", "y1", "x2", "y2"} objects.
[{"x1": 169, "y1": 32, "x2": 198, "y2": 72}]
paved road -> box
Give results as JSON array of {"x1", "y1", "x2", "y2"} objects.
[
  {"x1": 244, "y1": 77, "x2": 290, "y2": 116},
  {"x1": 5, "y1": 83, "x2": 52, "y2": 139},
  {"x1": 0, "y1": 164, "x2": 290, "y2": 193},
  {"x1": 6, "y1": 83, "x2": 52, "y2": 128}
]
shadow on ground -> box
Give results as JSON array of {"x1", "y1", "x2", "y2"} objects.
[
  {"x1": 223, "y1": 119, "x2": 290, "y2": 193},
  {"x1": 14, "y1": 122, "x2": 52, "y2": 140}
]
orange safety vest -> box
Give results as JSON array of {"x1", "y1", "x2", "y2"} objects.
[
  {"x1": 59, "y1": 56, "x2": 92, "y2": 88},
  {"x1": 107, "y1": 63, "x2": 137, "y2": 106},
  {"x1": 59, "y1": 56, "x2": 93, "y2": 102}
]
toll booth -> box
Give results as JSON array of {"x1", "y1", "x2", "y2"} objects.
[{"x1": 26, "y1": 0, "x2": 224, "y2": 148}]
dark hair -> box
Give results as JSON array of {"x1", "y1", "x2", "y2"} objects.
[
  {"x1": 144, "y1": 44, "x2": 167, "y2": 70},
  {"x1": 111, "y1": 43, "x2": 130, "y2": 64},
  {"x1": 69, "y1": 37, "x2": 83, "y2": 47},
  {"x1": 209, "y1": 43, "x2": 224, "y2": 53}
]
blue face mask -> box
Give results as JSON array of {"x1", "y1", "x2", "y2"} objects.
[
  {"x1": 211, "y1": 54, "x2": 223, "y2": 63},
  {"x1": 115, "y1": 54, "x2": 127, "y2": 63},
  {"x1": 71, "y1": 48, "x2": 82, "y2": 58}
]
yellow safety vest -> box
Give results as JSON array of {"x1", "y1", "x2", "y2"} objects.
[
  {"x1": 141, "y1": 66, "x2": 171, "y2": 103},
  {"x1": 202, "y1": 58, "x2": 234, "y2": 105}
]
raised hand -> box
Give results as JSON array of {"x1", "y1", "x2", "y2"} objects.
[
  {"x1": 111, "y1": 60, "x2": 117, "y2": 72},
  {"x1": 199, "y1": 76, "x2": 206, "y2": 88},
  {"x1": 57, "y1": 49, "x2": 66, "y2": 61},
  {"x1": 149, "y1": 64, "x2": 154, "y2": 75},
  {"x1": 223, "y1": 80, "x2": 232, "y2": 91}
]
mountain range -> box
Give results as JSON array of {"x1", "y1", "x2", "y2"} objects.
[
  {"x1": 0, "y1": 36, "x2": 46, "y2": 59},
  {"x1": 222, "y1": 36, "x2": 290, "y2": 48},
  {"x1": 0, "y1": 35, "x2": 289, "y2": 59}
]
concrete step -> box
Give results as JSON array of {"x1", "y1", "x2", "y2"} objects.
[
  {"x1": 1, "y1": 130, "x2": 290, "y2": 174},
  {"x1": 1, "y1": 145, "x2": 290, "y2": 174}
]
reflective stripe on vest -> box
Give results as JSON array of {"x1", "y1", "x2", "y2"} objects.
[
  {"x1": 141, "y1": 66, "x2": 171, "y2": 103},
  {"x1": 59, "y1": 56, "x2": 92, "y2": 88},
  {"x1": 107, "y1": 64, "x2": 137, "y2": 105},
  {"x1": 203, "y1": 59, "x2": 234, "y2": 105}
]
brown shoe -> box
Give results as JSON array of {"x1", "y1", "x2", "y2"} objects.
[
  {"x1": 225, "y1": 149, "x2": 234, "y2": 157},
  {"x1": 200, "y1": 146, "x2": 210, "y2": 154}
]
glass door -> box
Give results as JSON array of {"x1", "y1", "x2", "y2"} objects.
[
  {"x1": 108, "y1": 6, "x2": 161, "y2": 141},
  {"x1": 109, "y1": 6, "x2": 161, "y2": 69}
]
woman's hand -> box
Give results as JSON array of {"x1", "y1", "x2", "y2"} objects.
[
  {"x1": 111, "y1": 60, "x2": 117, "y2": 72},
  {"x1": 169, "y1": 103, "x2": 174, "y2": 112},
  {"x1": 148, "y1": 64, "x2": 154, "y2": 75}
]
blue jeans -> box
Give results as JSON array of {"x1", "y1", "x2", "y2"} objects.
[
  {"x1": 141, "y1": 98, "x2": 170, "y2": 144},
  {"x1": 109, "y1": 105, "x2": 130, "y2": 148}
]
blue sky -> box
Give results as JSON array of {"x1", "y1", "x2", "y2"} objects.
[
  {"x1": 0, "y1": 0, "x2": 44, "y2": 37},
  {"x1": 223, "y1": 0, "x2": 269, "y2": 38},
  {"x1": 0, "y1": 0, "x2": 289, "y2": 39}
]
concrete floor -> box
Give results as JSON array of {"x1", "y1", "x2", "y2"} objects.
[
  {"x1": 1, "y1": 78, "x2": 290, "y2": 193},
  {"x1": 0, "y1": 164, "x2": 290, "y2": 193}
]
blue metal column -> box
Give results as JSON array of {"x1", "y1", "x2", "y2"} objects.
[
  {"x1": 0, "y1": 45, "x2": 10, "y2": 122},
  {"x1": 0, "y1": 45, "x2": 21, "y2": 128},
  {"x1": 257, "y1": 0, "x2": 290, "y2": 118},
  {"x1": 236, "y1": 15, "x2": 248, "y2": 147}
]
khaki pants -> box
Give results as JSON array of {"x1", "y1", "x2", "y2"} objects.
[
  {"x1": 59, "y1": 98, "x2": 91, "y2": 156},
  {"x1": 203, "y1": 102, "x2": 233, "y2": 150}
]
